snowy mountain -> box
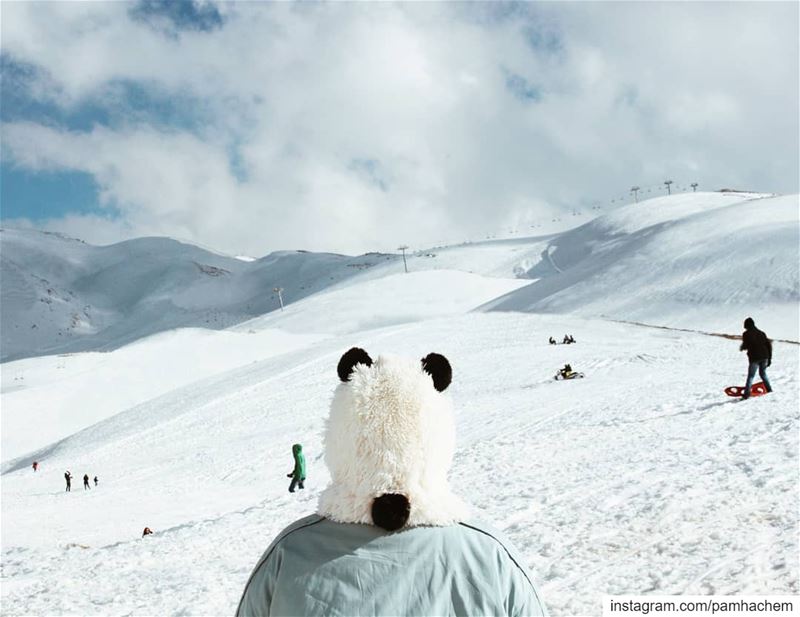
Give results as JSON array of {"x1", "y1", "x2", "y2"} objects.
[
  {"x1": 1, "y1": 191, "x2": 798, "y2": 615},
  {"x1": 483, "y1": 192, "x2": 799, "y2": 339},
  {"x1": 3, "y1": 192, "x2": 797, "y2": 364},
  {"x1": 0, "y1": 229, "x2": 402, "y2": 362}
]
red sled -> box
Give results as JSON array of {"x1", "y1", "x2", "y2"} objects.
[{"x1": 724, "y1": 382, "x2": 768, "y2": 398}]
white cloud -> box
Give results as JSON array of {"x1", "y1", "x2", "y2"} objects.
[{"x1": 1, "y1": 1, "x2": 797, "y2": 255}]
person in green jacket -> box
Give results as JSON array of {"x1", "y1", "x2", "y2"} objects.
[{"x1": 287, "y1": 444, "x2": 305, "y2": 492}]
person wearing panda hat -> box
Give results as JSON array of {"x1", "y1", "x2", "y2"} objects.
[{"x1": 237, "y1": 347, "x2": 546, "y2": 616}]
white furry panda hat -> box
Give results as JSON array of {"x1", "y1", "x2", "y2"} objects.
[{"x1": 318, "y1": 347, "x2": 469, "y2": 531}]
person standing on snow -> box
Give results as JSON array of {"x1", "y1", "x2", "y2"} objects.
[
  {"x1": 237, "y1": 348, "x2": 546, "y2": 617},
  {"x1": 740, "y1": 317, "x2": 773, "y2": 399},
  {"x1": 32, "y1": 461, "x2": 38, "y2": 472},
  {"x1": 83, "y1": 474, "x2": 91, "y2": 490},
  {"x1": 287, "y1": 444, "x2": 306, "y2": 492},
  {"x1": 64, "y1": 471, "x2": 72, "y2": 492},
  {"x1": 94, "y1": 476, "x2": 99, "y2": 487}
]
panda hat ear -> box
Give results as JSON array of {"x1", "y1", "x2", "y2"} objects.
[
  {"x1": 421, "y1": 353, "x2": 452, "y2": 392},
  {"x1": 338, "y1": 347, "x2": 373, "y2": 382}
]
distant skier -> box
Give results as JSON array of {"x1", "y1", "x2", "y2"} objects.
[
  {"x1": 548, "y1": 337, "x2": 556, "y2": 345},
  {"x1": 287, "y1": 444, "x2": 306, "y2": 493},
  {"x1": 32, "y1": 461, "x2": 38, "y2": 472},
  {"x1": 93, "y1": 476, "x2": 99, "y2": 487},
  {"x1": 568, "y1": 335, "x2": 575, "y2": 344},
  {"x1": 83, "y1": 474, "x2": 91, "y2": 490},
  {"x1": 739, "y1": 317, "x2": 773, "y2": 399},
  {"x1": 64, "y1": 471, "x2": 72, "y2": 492},
  {"x1": 142, "y1": 527, "x2": 153, "y2": 537},
  {"x1": 562, "y1": 335, "x2": 570, "y2": 344}
]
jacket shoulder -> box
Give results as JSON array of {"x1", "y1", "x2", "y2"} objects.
[
  {"x1": 456, "y1": 521, "x2": 547, "y2": 616},
  {"x1": 236, "y1": 514, "x2": 325, "y2": 617},
  {"x1": 250, "y1": 514, "x2": 325, "y2": 565},
  {"x1": 458, "y1": 521, "x2": 533, "y2": 582}
]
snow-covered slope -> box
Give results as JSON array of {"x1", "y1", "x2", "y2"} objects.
[
  {"x1": 1, "y1": 313, "x2": 797, "y2": 615},
  {"x1": 0, "y1": 327, "x2": 323, "y2": 461},
  {"x1": 235, "y1": 270, "x2": 529, "y2": 336},
  {"x1": 482, "y1": 192, "x2": 800, "y2": 339},
  {"x1": 2, "y1": 192, "x2": 799, "y2": 614},
  {"x1": 1, "y1": 269, "x2": 526, "y2": 459},
  {"x1": 0, "y1": 229, "x2": 401, "y2": 362},
  {"x1": 3, "y1": 192, "x2": 797, "y2": 364},
  {"x1": 3, "y1": 191, "x2": 797, "y2": 459}
]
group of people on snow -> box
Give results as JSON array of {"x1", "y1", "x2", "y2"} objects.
[
  {"x1": 550, "y1": 333, "x2": 581, "y2": 378},
  {"x1": 546, "y1": 318, "x2": 775, "y2": 397},
  {"x1": 62, "y1": 470, "x2": 98, "y2": 491}
]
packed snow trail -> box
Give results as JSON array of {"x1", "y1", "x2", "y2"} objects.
[{"x1": 2, "y1": 314, "x2": 797, "y2": 615}]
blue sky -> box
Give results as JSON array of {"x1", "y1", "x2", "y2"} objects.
[
  {"x1": 1, "y1": 1, "x2": 219, "y2": 223},
  {"x1": 1, "y1": 1, "x2": 797, "y2": 254},
  {"x1": 1, "y1": 64, "x2": 217, "y2": 221},
  {"x1": 1, "y1": 55, "x2": 105, "y2": 220}
]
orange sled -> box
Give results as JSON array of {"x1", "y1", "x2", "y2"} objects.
[{"x1": 724, "y1": 382, "x2": 768, "y2": 397}]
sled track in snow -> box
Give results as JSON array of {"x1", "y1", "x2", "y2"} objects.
[{"x1": 604, "y1": 318, "x2": 799, "y2": 345}]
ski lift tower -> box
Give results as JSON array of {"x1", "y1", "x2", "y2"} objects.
[
  {"x1": 630, "y1": 186, "x2": 640, "y2": 203},
  {"x1": 272, "y1": 287, "x2": 284, "y2": 311},
  {"x1": 397, "y1": 245, "x2": 409, "y2": 273},
  {"x1": 664, "y1": 180, "x2": 673, "y2": 195}
]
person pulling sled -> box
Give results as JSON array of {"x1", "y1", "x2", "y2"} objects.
[{"x1": 739, "y1": 317, "x2": 773, "y2": 399}]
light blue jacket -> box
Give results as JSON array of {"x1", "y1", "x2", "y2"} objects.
[{"x1": 237, "y1": 515, "x2": 546, "y2": 616}]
